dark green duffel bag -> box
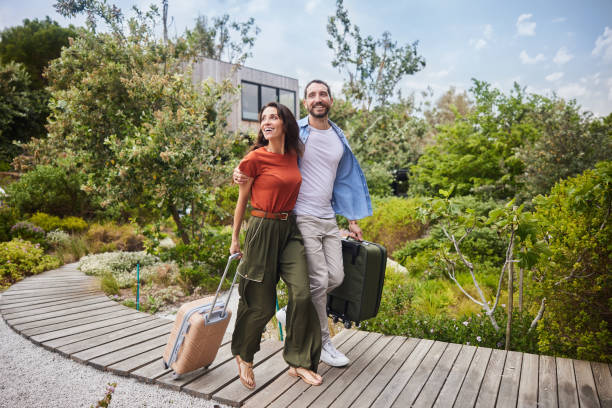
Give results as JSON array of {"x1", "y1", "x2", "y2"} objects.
[{"x1": 327, "y1": 238, "x2": 387, "y2": 328}]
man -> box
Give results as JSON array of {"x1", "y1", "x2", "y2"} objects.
[{"x1": 234, "y1": 79, "x2": 372, "y2": 367}]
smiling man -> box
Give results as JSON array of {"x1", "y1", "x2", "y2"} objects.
[{"x1": 234, "y1": 79, "x2": 372, "y2": 367}]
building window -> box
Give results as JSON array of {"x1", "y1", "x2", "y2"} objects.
[{"x1": 241, "y1": 81, "x2": 296, "y2": 121}]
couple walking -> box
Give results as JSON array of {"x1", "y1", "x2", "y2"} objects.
[{"x1": 229, "y1": 79, "x2": 372, "y2": 389}]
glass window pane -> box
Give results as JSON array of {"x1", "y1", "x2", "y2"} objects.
[
  {"x1": 279, "y1": 90, "x2": 296, "y2": 116},
  {"x1": 241, "y1": 82, "x2": 259, "y2": 121},
  {"x1": 261, "y1": 86, "x2": 278, "y2": 106}
]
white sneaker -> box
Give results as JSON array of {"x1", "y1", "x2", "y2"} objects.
[
  {"x1": 276, "y1": 306, "x2": 287, "y2": 327},
  {"x1": 320, "y1": 340, "x2": 350, "y2": 367}
]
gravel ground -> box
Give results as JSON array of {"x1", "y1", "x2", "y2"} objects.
[{"x1": 0, "y1": 291, "x2": 234, "y2": 408}]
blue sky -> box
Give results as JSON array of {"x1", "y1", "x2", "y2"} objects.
[{"x1": 2, "y1": 0, "x2": 611, "y2": 115}]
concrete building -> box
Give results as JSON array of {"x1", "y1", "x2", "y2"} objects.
[{"x1": 191, "y1": 57, "x2": 299, "y2": 132}]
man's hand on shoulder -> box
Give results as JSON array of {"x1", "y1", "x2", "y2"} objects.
[
  {"x1": 348, "y1": 220, "x2": 363, "y2": 241},
  {"x1": 233, "y1": 166, "x2": 249, "y2": 184}
]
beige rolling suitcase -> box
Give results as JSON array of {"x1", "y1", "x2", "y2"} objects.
[{"x1": 162, "y1": 253, "x2": 239, "y2": 378}]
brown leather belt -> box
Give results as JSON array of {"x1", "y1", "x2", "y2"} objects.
[{"x1": 251, "y1": 209, "x2": 290, "y2": 220}]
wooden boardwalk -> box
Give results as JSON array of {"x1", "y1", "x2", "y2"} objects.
[{"x1": 1, "y1": 264, "x2": 611, "y2": 407}]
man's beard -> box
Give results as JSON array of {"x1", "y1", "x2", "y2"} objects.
[{"x1": 309, "y1": 103, "x2": 329, "y2": 118}]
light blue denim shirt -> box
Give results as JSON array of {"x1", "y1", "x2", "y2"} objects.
[{"x1": 297, "y1": 116, "x2": 372, "y2": 220}]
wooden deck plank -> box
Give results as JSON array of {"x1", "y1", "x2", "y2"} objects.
[
  {"x1": 131, "y1": 357, "x2": 173, "y2": 383},
  {"x1": 391, "y1": 341, "x2": 449, "y2": 408},
  {"x1": 20, "y1": 307, "x2": 137, "y2": 336},
  {"x1": 37, "y1": 314, "x2": 154, "y2": 348},
  {"x1": 592, "y1": 362, "x2": 612, "y2": 408},
  {"x1": 178, "y1": 339, "x2": 282, "y2": 396},
  {"x1": 412, "y1": 342, "x2": 463, "y2": 408},
  {"x1": 432, "y1": 345, "x2": 477, "y2": 408},
  {"x1": 330, "y1": 336, "x2": 406, "y2": 408},
  {"x1": 557, "y1": 357, "x2": 580, "y2": 408},
  {"x1": 2, "y1": 295, "x2": 111, "y2": 319},
  {"x1": 10, "y1": 304, "x2": 126, "y2": 332},
  {"x1": 286, "y1": 332, "x2": 383, "y2": 408},
  {"x1": 538, "y1": 355, "x2": 558, "y2": 408},
  {"x1": 574, "y1": 359, "x2": 601, "y2": 408},
  {"x1": 453, "y1": 347, "x2": 492, "y2": 408},
  {"x1": 311, "y1": 335, "x2": 394, "y2": 408},
  {"x1": 5, "y1": 299, "x2": 118, "y2": 325},
  {"x1": 265, "y1": 330, "x2": 369, "y2": 408},
  {"x1": 242, "y1": 329, "x2": 356, "y2": 408},
  {"x1": 88, "y1": 334, "x2": 170, "y2": 370},
  {"x1": 1, "y1": 285, "x2": 96, "y2": 297},
  {"x1": 0, "y1": 288, "x2": 97, "y2": 303},
  {"x1": 496, "y1": 350, "x2": 522, "y2": 408},
  {"x1": 370, "y1": 338, "x2": 434, "y2": 408},
  {"x1": 517, "y1": 353, "x2": 539, "y2": 408},
  {"x1": 106, "y1": 345, "x2": 167, "y2": 376},
  {"x1": 0, "y1": 292, "x2": 102, "y2": 313},
  {"x1": 56, "y1": 319, "x2": 171, "y2": 356},
  {"x1": 474, "y1": 348, "x2": 506, "y2": 407},
  {"x1": 351, "y1": 337, "x2": 420, "y2": 408}
]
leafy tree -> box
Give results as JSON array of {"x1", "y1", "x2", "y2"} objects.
[
  {"x1": 424, "y1": 86, "x2": 473, "y2": 129},
  {"x1": 19, "y1": 1, "x2": 247, "y2": 244},
  {"x1": 0, "y1": 62, "x2": 48, "y2": 165},
  {"x1": 0, "y1": 17, "x2": 77, "y2": 89},
  {"x1": 184, "y1": 14, "x2": 260, "y2": 64},
  {"x1": 327, "y1": 0, "x2": 425, "y2": 110},
  {"x1": 532, "y1": 161, "x2": 611, "y2": 362}
]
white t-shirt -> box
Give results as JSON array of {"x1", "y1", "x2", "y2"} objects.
[{"x1": 294, "y1": 126, "x2": 344, "y2": 218}]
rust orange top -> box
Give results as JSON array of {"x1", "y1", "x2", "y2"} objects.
[{"x1": 239, "y1": 148, "x2": 302, "y2": 213}]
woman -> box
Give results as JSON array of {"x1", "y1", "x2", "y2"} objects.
[{"x1": 230, "y1": 102, "x2": 322, "y2": 389}]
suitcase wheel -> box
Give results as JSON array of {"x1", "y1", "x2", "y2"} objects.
[
  {"x1": 344, "y1": 321, "x2": 352, "y2": 329},
  {"x1": 163, "y1": 361, "x2": 168, "y2": 369},
  {"x1": 332, "y1": 316, "x2": 339, "y2": 323},
  {"x1": 172, "y1": 371, "x2": 181, "y2": 380}
]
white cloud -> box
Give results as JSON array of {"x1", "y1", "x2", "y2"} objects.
[
  {"x1": 580, "y1": 73, "x2": 601, "y2": 86},
  {"x1": 470, "y1": 38, "x2": 487, "y2": 50},
  {"x1": 608, "y1": 78, "x2": 612, "y2": 101},
  {"x1": 517, "y1": 14, "x2": 536, "y2": 36},
  {"x1": 428, "y1": 68, "x2": 453, "y2": 79},
  {"x1": 592, "y1": 27, "x2": 612, "y2": 61},
  {"x1": 552, "y1": 17, "x2": 567, "y2": 23},
  {"x1": 520, "y1": 50, "x2": 545, "y2": 64},
  {"x1": 305, "y1": 0, "x2": 321, "y2": 14},
  {"x1": 483, "y1": 24, "x2": 493, "y2": 40},
  {"x1": 545, "y1": 72, "x2": 564, "y2": 82},
  {"x1": 553, "y1": 47, "x2": 574, "y2": 65},
  {"x1": 557, "y1": 83, "x2": 587, "y2": 99},
  {"x1": 246, "y1": 0, "x2": 270, "y2": 13}
]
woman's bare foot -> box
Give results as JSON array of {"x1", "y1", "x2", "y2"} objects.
[
  {"x1": 235, "y1": 355, "x2": 255, "y2": 389},
  {"x1": 287, "y1": 366, "x2": 323, "y2": 386}
]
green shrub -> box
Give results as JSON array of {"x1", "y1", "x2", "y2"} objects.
[
  {"x1": 0, "y1": 205, "x2": 18, "y2": 242},
  {"x1": 51, "y1": 233, "x2": 89, "y2": 264},
  {"x1": 363, "y1": 162, "x2": 394, "y2": 197},
  {"x1": 100, "y1": 272, "x2": 120, "y2": 296},
  {"x1": 28, "y1": 212, "x2": 88, "y2": 234},
  {"x1": 359, "y1": 196, "x2": 427, "y2": 255},
  {"x1": 78, "y1": 251, "x2": 158, "y2": 277},
  {"x1": 532, "y1": 161, "x2": 611, "y2": 362},
  {"x1": 46, "y1": 229, "x2": 71, "y2": 247},
  {"x1": 10, "y1": 221, "x2": 46, "y2": 247},
  {"x1": 0, "y1": 238, "x2": 61, "y2": 288},
  {"x1": 177, "y1": 264, "x2": 233, "y2": 295},
  {"x1": 205, "y1": 184, "x2": 240, "y2": 225},
  {"x1": 6, "y1": 165, "x2": 91, "y2": 217},
  {"x1": 60, "y1": 216, "x2": 88, "y2": 232}
]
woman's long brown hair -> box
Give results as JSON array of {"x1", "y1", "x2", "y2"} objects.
[{"x1": 251, "y1": 102, "x2": 304, "y2": 156}]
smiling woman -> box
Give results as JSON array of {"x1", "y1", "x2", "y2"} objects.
[{"x1": 228, "y1": 102, "x2": 324, "y2": 389}]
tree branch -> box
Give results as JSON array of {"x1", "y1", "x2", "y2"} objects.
[{"x1": 528, "y1": 298, "x2": 546, "y2": 332}]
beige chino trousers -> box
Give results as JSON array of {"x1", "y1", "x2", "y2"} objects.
[{"x1": 295, "y1": 215, "x2": 344, "y2": 345}]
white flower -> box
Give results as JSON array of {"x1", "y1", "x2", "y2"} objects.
[
  {"x1": 462, "y1": 321, "x2": 469, "y2": 326},
  {"x1": 477, "y1": 336, "x2": 482, "y2": 342}
]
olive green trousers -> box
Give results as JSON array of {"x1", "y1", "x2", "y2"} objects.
[{"x1": 231, "y1": 215, "x2": 322, "y2": 371}]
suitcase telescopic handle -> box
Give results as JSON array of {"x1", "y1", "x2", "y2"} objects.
[{"x1": 207, "y1": 253, "x2": 240, "y2": 323}]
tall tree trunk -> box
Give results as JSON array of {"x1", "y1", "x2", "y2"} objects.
[
  {"x1": 169, "y1": 204, "x2": 190, "y2": 245},
  {"x1": 505, "y1": 236, "x2": 514, "y2": 350},
  {"x1": 162, "y1": 0, "x2": 168, "y2": 44}
]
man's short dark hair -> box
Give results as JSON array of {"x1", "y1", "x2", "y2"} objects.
[{"x1": 304, "y1": 79, "x2": 332, "y2": 100}]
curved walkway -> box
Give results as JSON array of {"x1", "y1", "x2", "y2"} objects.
[{"x1": 1, "y1": 264, "x2": 611, "y2": 407}]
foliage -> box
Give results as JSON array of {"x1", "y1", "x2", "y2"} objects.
[
  {"x1": 100, "y1": 272, "x2": 120, "y2": 296},
  {"x1": 85, "y1": 222, "x2": 144, "y2": 253},
  {"x1": 78, "y1": 250, "x2": 158, "y2": 278},
  {"x1": 0, "y1": 204, "x2": 18, "y2": 242},
  {"x1": 46, "y1": 229, "x2": 71, "y2": 247},
  {"x1": 362, "y1": 162, "x2": 393, "y2": 197},
  {"x1": 532, "y1": 161, "x2": 611, "y2": 362},
  {"x1": 517, "y1": 104, "x2": 612, "y2": 200},
  {"x1": 359, "y1": 196, "x2": 427, "y2": 254},
  {"x1": 6, "y1": 165, "x2": 91, "y2": 217},
  {"x1": 91, "y1": 382, "x2": 117, "y2": 408},
  {"x1": 0, "y1": 17, "x2": 77, "y2": 89},
  {"x1": 47, "y1": 231, "x2": 89, "y2": 264},
  {"x1": 423, "y1": 86, "x2": 473, "y2": 129},
  {"x1": 0, "y1": 62, "x2": 48, "y2": 163},
  {"x1": 10, "y1": 221, "x2": 45, "y2": 245},
  {"x1": 327, "y1": 0, "x2": 425, "y2": 109},
  {"x1": 0, "y1": 238, "x2": 61, "y2": 288},
  {"x1": 184, "y1": 14, "x2": 260, "y2": 64},
  {"x1": 29, "y1": 212, "x2": 88, "y2": 232}
]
